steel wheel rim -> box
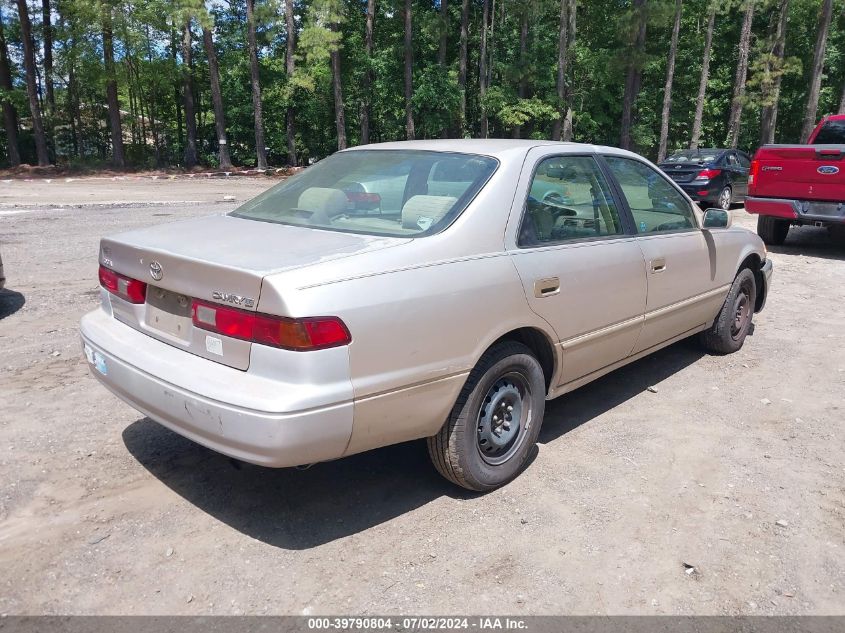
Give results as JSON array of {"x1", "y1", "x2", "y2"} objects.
[
  {"x1": 719, "y1": 188, "x2": 731, "y2": 210},
  {"x1": 731, "y1": 289, "x2": 750, "y2": 340},
  {"x1": 476, "y1": 371, "x2": 532, "y2": 466}
]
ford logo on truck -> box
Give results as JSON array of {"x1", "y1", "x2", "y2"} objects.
[{"x1": 817, "y1": 165, "x2": 840, "y2": 175}]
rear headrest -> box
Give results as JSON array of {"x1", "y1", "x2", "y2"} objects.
[
  {"x1": 401, "y1": 195, "x2": 457, "y2": 230},
  {"x1": 297, "y1": 187, "x2": 348, "y2": 215}
]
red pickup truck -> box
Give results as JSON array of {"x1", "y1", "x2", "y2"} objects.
[{"x1": 746, "y1": 114, "x2": 845, "y2": 245}]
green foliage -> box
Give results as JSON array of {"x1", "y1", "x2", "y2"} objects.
[{"x1": 1, "y1": 0, "x2": 843, "y2": 169}]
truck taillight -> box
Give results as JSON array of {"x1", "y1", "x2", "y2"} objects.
[
  {"x1": 694, "y1": 169, "x2": 721, "y2": 181},
  {"x1": 98, "y1": 265, "x2": 147, "y2": 304},
  {"x1": 192, "y1": 300, "x2": 351, "y2": 351},
  {"x1": 748, "y1": 159, "x2": 760, "y2": 189}
]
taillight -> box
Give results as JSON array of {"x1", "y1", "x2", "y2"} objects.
[
  {"x1": 694, "y1": 168, "x2": 722, "y2": 181},
  {"x1": 748, "y1": 159, "x2": 760, "y2": 189},
  {"x1": 99, "y1": 265, "x2": 147, "y2": 304},
  {"x1": 192, "y1": 300, "x2": 351, "y2": 351}
]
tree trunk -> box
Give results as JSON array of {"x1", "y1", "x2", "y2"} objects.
[
  {"x1": 512, "y1": 5, "x2": 529, "y2": 139},
  {"x1": 551, "y1": 0, "x2": 569, "y2": 141},
  {"x1": 690, "y1": 3, "x2": 715, "y2": 149},
  {"x1": 181, "y1": 21, "x2": 197, "y2": 168},
  {"x1": 759, "y1": 0, "x2": 789, "y2": 145},
  {"x1": 800, "y1": 0, "x2": 833, "y2": 142},
  {"x1": 438, "y1": 0, "x2": 448, "y2": 137},
  {"x1": 361, "y1": 0, "x2": 375, "y2": 144},
  {"x1": 0, "y1": 9, "x2": 20, "y2": 166},
  {"x1": 145, "y1": 24, "x2": 162, "y2": 166},
  {"x1": 403, "y1": 0, "x2": 414, "y2": 140},
  {"x1": 285, "y1": 0, "x2": 297, "y2": 164},
  {"x1": 562, "y1": 0, "x2": 576, "y2": 141},
  {"x1": 15, "y1": 0, "x2": 49, "y2": 166},
  {"x1": 657, "y1": 0, "x2": 682, "y2": 162},
  {"x1": 246, "y1": 0, "x2": 268, "y2": 169},
  {"x1": 202, "y1": 26, "x2": 231, "y2": 170},
  {"x1": 457, "y1": 0, "x2": 469, "y2": 135},
  {"x1": 330, "y1": 25, "x2": 347, "y2": 150},
  {"x1": 726, "y1": 1, "x2": 754, "y2": 149},
  {"x1": 479, "y1": 0, "x2": 489, "y2": 138},
  {"x1": 42, "y1": 0, "x2": 54, "y2": 110},
  {"x1": 438, "y1": 0, "x2": 448, "y2": 66},
  {"x1": 620, "y1": 0, "x2": 647, "y2": 150},
  {"x1": 840, "y1": 79, "x2": 845, "y2": 115}
]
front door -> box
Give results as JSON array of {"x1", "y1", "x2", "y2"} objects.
[
  {"x1": 508, "y1": 152, "x2": 647, "y2": 386},
  {"x1": 602, "y1": 155, "x2": 723, "y2": 354}
]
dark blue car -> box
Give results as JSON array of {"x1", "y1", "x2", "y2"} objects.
[{"x1": 658, "y1": 149, "x2": 751, "y2": 210}]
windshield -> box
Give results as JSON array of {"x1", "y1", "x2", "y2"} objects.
[
  {"x1": 662, "y1": 151, "x2": 721, "y2": 164},
  {"x1": 231, "y1": 150, "x2": 498, "y2": 237},
  {"x1": 813, "y1": 120, "x2": 845, "y2": 144}
]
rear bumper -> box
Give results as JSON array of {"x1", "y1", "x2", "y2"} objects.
[
  {"x1": 746, "y1": 197, "x2": 845, "y2": 224},
  {"x1": 80, "y1": 308, "x2": 354, "y2": 467},
  {"x1": 678, "y1": 183, "x2": 719, "y2": 202}
]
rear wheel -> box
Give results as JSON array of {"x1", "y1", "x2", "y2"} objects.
[
  {"x1": 700, "y1": 268, "x2": 757, "y2": 355},
  {"x1": 427, "y1": 341, "x2": 546, "y2": 492},
  {"x1": 757, "y1": 215, "x2": 790, "y2": 246},
  {"x1": 717, "y1": 186, "x2": 733, "y2": 210}
]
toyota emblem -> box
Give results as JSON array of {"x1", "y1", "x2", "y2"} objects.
[{"x1": 149, "y1": 261, "x2": 163, "y2": 281}]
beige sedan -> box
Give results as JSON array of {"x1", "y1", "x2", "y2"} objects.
[{"x1": 80, "y1": 140, "x2": 772, "y2": 491}]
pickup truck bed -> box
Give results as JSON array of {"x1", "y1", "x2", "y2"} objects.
[{"x1": 746, "y1": 115, "x2": 845, "y2": 245}]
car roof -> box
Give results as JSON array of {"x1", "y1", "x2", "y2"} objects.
[{"x1": 344, "y1": 139, "x2": 643, "y2": 161}]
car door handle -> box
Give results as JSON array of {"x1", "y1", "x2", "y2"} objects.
[
  {"x1": 534, "y1": 277, "x2": 560, "y2": 298},
  {"x1": 650, "y1": 258, "x2": 667, "y2": 274}
]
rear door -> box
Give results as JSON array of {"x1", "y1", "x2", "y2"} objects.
[
  {"x1": 727, "y1": 152, "x2": 749, "y2": 198},
  {"x1": 507, "y1": 150, "x2": 647, "y2": 387},
  {"x1": 602, "y1": 155, "x2": 724, "y2": 354}
]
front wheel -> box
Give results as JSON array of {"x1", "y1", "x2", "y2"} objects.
[
  {"x1": 427, "y1": 341, "x2": 546, "y2": 491},
  {"x1": 700, "y1": 268, "x2": 757, "y2": 355}
]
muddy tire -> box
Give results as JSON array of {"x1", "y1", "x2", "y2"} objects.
[
  {"x1": 757, "y1": 215, "x2": 790, "y2": 246},
  {"x1": 427, "y1": 342, "x2": 546, "y2": 492},
  {"x1": 700, "y1": 268, "x2": 757, "y2": 355}
]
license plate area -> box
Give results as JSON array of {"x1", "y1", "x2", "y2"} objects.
[
  {"x1": 145, "y1": 286, "x2": 192, "y2": 341},
  {"x1": 802, "y1": 201, "x2": 844, "y2": 218}
]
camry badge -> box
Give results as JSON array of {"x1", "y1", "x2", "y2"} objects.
[
  {"x1": 212, "y1": 291, "x2": 255, "y2": 308},
  {"x1": 149, "y1": 261, "x2": 163, "y2": 281},
  {"x1": 817, "y1": 165, "x2": 840, "y2": 175}
]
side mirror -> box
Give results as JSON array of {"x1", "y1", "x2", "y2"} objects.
[{"x1": 703, "y1": 208, "x2": 731, "y2": 229}]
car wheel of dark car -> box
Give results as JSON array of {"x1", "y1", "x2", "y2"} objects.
[
  {"x1": 427, "y1": 341, "x2": 545, "y2": 491},
  {"x1": 700, "y1": 268, "x2": 757, "y2": 355},
  {"x1": 717, "y1": 186, "x2": 732, "y2": 211},
  {"x1": 757, "y1": 215, "x2": 790, "y2": 246}
]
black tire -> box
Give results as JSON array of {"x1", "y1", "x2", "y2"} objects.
[
  {"x1": 757, "y1": 215, "x2": 790, "y2": 246},
  {"x1": 700, "y1": 268, "x2": 757, "y2": 355},
  {"x1": 427, "y1": 341, "x2": 546, "y2": 492},
  {"x1": 717, "y1": 186, "x2": 733, "y2": 210}
]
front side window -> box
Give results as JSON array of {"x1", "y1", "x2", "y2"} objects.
[
  {"x1": 231, "y1": 150, "x2": 498, "y2": 237},
  {"x1": 518, "y1": 155, "x2": 624, "y2": 246},
  {"x1": 813, "y1": 119, "x2": 845, "y2": 144},
  {"x1": 603, "y1": 156, "x2": 696, "y2": 234}
]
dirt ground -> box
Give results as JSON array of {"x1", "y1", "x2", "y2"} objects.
[{"x1": 0, "y1": 177, "x2": 843, "y2": 616}]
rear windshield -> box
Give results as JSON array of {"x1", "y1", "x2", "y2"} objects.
[
  {"x1": 813, "y1": 120, "x2": 845, "y2": 144},
  {"x1": 231, "y1": 150, "x2": 498, "y2": 237},
  {"x1": 662, "y1": 151, "x2": 721, "y2": 164}
]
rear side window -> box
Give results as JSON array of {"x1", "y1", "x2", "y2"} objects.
[
  {"x1": 604, "y1": 156, "x2": 696, "y2": 234},
  {"x1": 813, "y1": 120, "x2": 845, "y2": 144},
  {"x1": 519, "y1": 155, "x2": 623, "y2": 246}
]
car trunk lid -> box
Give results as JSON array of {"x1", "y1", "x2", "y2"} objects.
[
  {"x1": 750, "y1": 145, "x2": 845, "y2": 201},
  {"x1": 100, "y1": 214, "x2": 406, "y2": 370},
  {"x1": 660, "y1": 162, "x2": 708, "y2": 184}
]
